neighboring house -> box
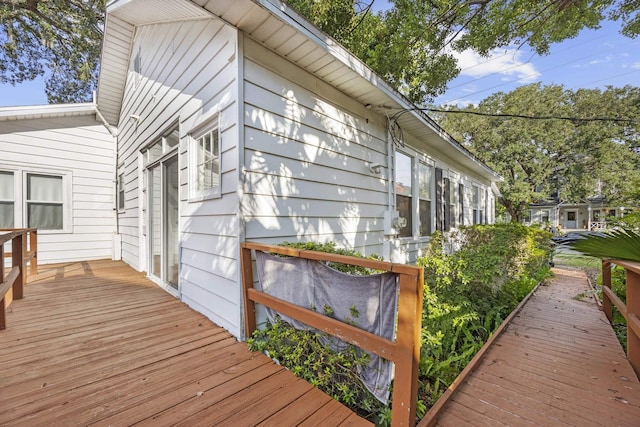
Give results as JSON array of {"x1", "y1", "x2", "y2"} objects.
[
  {"x1": 2, "y1": 0, "x2": 501, "y2": 340},
  {"x1": 526, "y1": 197, "x2": 632, "y2": 231},
  {"x1": 0, "y1": 104, "x2": 116, "y2": 264}
]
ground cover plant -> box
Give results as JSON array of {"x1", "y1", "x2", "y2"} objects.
[{"x1": 247, "y1": 225, "x2": 553, "y2": 425}]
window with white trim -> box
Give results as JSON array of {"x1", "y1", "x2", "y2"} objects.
[
  {"x1": 418, "y1": 162, "x2": 432, "y2": 236},
  {"x1": 0, "y1": 171, "x2": 14, "y2": 228},
  {"x1": 448, "y1": 178, "x2": 457, "y2": 229},
  {"x1": 117, "y1": 172, "x2": 125, "y2": 211},
  {"x1": 473, "y1": 185, "x2": 484, "y2": 224},
  {"x1": 395, "y1": 151, "x2": 413, "y2": 237},
  {"x1": 27, "y1": 173, "x2": 63, "y2": 230},
  {"x1": 190, "y1": 121, "x2": 220, "y2": 200}
]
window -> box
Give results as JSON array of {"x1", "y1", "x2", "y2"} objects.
[
  {"x1": 541, "y1": 210, "x2": 550, "y2": 223},
  {"x1": 473, "y1": 186, "x2": 484, "y2": 225},
  {"x1": 144, "y1": 127, "x2": 179, "y2": 165},
  {"x1": 0, "y1": 171, "x2": 14, "y2": 228},
  {"x1": 395, "y1": 152, "x2": 412, "y2": 237},
  {"x1": 117, "y1": 172, "x2": 125, "y2": 210},
  {"x1": 27, "y1": 173, "x2": 63, "y2": 230},
  {"x1": 458, "y1": 183, "x2": 464, "y2": 226},
  {"x1": 132, "y1": 46, "x2": 142, "y2": 87},
  {"x1": 418, "y1": 162, "x2": 432, "y2": 236},
  {"x1": 448, "y1": 179, "x2": 457, "y2": 229},
  {"x1": 193, "y1": 128, "x2": 220, "y2": 197},
  {"x1": 190, "y1": 120, "x2": 221, "y2": 200},
  {"x1": 525, "y1": 209, "x2": 532, "y2": 224}
]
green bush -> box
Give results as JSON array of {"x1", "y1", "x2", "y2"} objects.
[
  {"x1": 416, "y1": 224, "x2": 552, "y2": 409},
  {"x1": 249, "y1": 227, "x2": 552, "y2": 424}
]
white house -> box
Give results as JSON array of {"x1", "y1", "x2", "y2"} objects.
[
  {"x1": 2, "y1": 0, "x2": 502, "y2": 340},
  {"x1": 526, "y1": 198, "x2": 632, "y2": 231},
  {"x1": 0, "y1": 104, "x2": 116, "y2": 264}
]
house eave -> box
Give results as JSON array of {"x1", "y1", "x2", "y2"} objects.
[
  {"x1": 0, "y1": 103, "x2": 97, "y2": 122},
  {"x1": 97, "y1": 0, "x2": 501, "y2": 181}
]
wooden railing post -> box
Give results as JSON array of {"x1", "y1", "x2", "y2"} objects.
[
  {"x1": 0, "y1": 241, "x2": 5, "y2": 329},
  {"x1": 241, "y1": 244, "x2": 257, "y2": 339},
  {"x1": 241, "y1": 242, "x2": 423, "y2": 426},
  {"x1": 391, "y1": 266, "x2": 423, "y2": 427},
  {"x1": 12, "y1": 232, "x2": 24, "y2": 300},
  {"x1": 626, "y1": 266, "x2": 640, "y2": 377},
  {"x1": 29, "y1": 230, "x2": 37, "y2": 275},
  {"x1": 602, "y1": 260, "x2": 612, "y2": 323}
]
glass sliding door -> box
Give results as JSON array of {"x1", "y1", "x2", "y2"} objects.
[
  {"x1": 149, "y1": 164, "x2": 162, "y2": 281},
  {"x1": 147, "y1": 154, "x2": 179, "y2": 292},
  {"x1": 164, "y1": 155, "x2": 179, "y2": 289},
  {"x1": 143, "y1": 126, "x2": 180, "y2": 294}
]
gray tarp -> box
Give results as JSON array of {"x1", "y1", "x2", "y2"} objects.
[{"x1": 255, "y1": 251, "x2": 399, "y2": 403}]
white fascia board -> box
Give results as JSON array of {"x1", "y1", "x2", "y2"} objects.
[{"x1": 0, "y1": 103, "x2": 96, "y2": 121}]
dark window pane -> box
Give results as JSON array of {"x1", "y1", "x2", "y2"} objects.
[
  {"x1": 419, "y1": 200, "x2": 431, "y2": 236},
  {"x1": 397, "y1": 194, "x2": 412, "y2": 238}
]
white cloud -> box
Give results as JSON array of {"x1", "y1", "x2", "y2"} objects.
[
  {"x1": 452, "y1": 47, "x2": 541, "y2": 83},
  {"x1": 632, "y1": 62, "x2": 640, "y2": 70},
  {"x1": 588, "y1": 55, "x2": 615, "y2": 65}
]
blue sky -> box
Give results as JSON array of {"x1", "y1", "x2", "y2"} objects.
[
  {"x1": 434, "y1": 19, "x2": 640, "y2": 107},
  {"x1": 0, "y1": 8, "x2": 638, "y2": 108}
]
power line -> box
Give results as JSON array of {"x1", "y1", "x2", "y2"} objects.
[{"x1": 424, "y1": 108, "x2": 638, "y2": 123}]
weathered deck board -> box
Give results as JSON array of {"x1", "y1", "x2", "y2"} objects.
[
  {"x1": 434, "y1": 268, "x2": 640, "y2": 427},
  {"x1": 0, "y1": 260, "x2": 372, "y2": 426}
]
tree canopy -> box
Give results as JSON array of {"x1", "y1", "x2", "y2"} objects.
[
  {"x1": 287, "y1": 0, "x2": 640, "y2": 104},
  {"x1": 435, "y1": 83, "x2": 640, "y2": 222},
  {"x1": 0, "y1": 0, "x2": 104, "y2": 103},
  {"x1": 1, "y1": 0, "x2": 639, "y2": 104}
]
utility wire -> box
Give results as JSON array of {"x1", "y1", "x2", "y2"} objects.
[{"x1": 423, "y1": 108, "x2": 639, "y2": 123}]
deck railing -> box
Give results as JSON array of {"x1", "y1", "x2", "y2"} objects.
[
  {"x1": 0, "y1": 228, "x2": 38, "y2": 329},
  {"x1": 601, "y1": 259, "x2": 640, "y2": 377},
  {"x1": 241, "y1": 242, "x2": 423, "y2": 427}
]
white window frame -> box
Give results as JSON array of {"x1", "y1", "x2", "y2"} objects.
[
  {"x1": 0, "y1": 169, "x2": 16, "y2": 229},
  {"x1": 189, "y1": 117, "x2": 221, "y2": 202},
  {"x1": 24, "y1": 171, "x2": 71, "y2": 232},
  {"x1": 447, "y1": 175, "x2": 458, "y2": 229},
  {"x1": 394, "y1": 148, "x2": 435, "y2": 239},
  {"x1": 117, "y1": 170, "x2": 125, "y2": 211},
  {"x1": 0, "y1": 167, "x2": 72, "y2": 233},
  {"x1": 418, "y1": 161, "x2": 434, "y2": 236}
]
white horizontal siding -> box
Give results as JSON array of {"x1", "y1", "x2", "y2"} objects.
[
  {"x1": 242, "y1": 38, "x2": 389, "y2": 256},
  {"x1": 0, "y1": 115, "x2": 115, "y2": 264},
  {"x1": 115, "y1": 17, "x2": 241, "y2": 337}
]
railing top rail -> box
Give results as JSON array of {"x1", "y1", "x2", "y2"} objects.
[
  {"x1": 0, "y1": 231, "x2": 28, "y2": 246},
  {"x1": 605, "y1": 259, "x2": 640, "y2": 275},
  {"x1": 241, "y1": 241, "x2": 422, "y2": 277}
]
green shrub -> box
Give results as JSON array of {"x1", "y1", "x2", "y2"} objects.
[
  {"x1": 416, "y1": 224, "x2": 552, "y2": 409},
  {"x1": 247, "y1": 317, "x2": 384, "y2": 419},
  {"x1": 250, "y1": 228, "x2": 552, "y2": 424}
]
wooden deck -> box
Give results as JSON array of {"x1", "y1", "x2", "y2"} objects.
[
  {"x1": 432, "y1": 268, "x2": 640, "y2": 426},
  {"x1": 0, "y1": 260, "x2": 372, "y2": 426}
]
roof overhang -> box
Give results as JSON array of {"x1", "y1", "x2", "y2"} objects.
[
  {"x1": 97, "y1": 0, "x2": 501, "y2": 182},
  {"x1": 0, "y1": 103, "x2": 97, "y2": 122}
]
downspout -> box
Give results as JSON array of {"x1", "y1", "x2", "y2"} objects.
[{"x1": 94, "y1": 101, "x2": 121, "y2": 260}]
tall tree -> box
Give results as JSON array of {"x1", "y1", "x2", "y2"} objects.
[
  {"x1": 0, "y1": 0, "x2": 105, "y2": 103},
  {"x1": 436, "y1": 84, "x2": 640, "y2": 222},
  {"x1": 1, "y1": 0, "x2": 639, "y2": 103},
  {"x1": 287, "y1": 0, "x2": 640, "y2": 104}
]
